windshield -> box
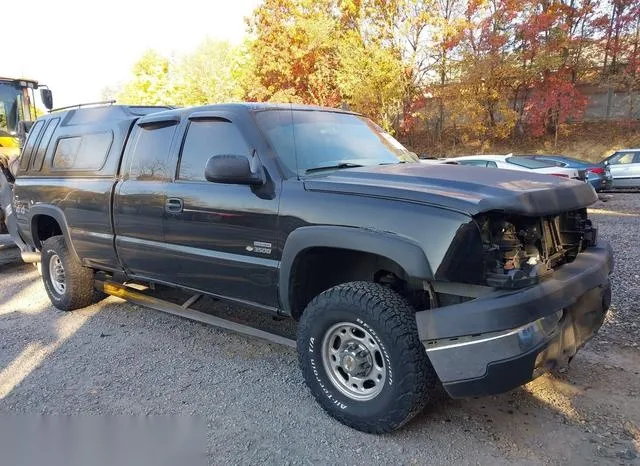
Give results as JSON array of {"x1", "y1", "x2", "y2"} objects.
[
  {"x1": 0, "y1": 82, "x2": 24, "y2": 135},
  {"x1": 254, "y1": 110, "x2": 418, "y2": 176},
  {"x1": 506, "y1": 156, "x2": 556, "y2": 169}
]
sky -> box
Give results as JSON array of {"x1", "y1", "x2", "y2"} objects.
[{"x1": 4, "y1": 0, "x2": 260, "y2": 108}]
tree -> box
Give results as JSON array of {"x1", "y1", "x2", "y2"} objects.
[
  {"x1": 117, "y1": 41, "x2": 245, "y2": 107},
  {"x1": 117, "y1": 50, "x2": 174, "y2": 105},
  {"x1": 525, "y1": 71, "x2": 587, "y2": 145},
  {"x1": 173, "y1": 39, "x2": 244, "y2": 105},
  {"x1": 244, "y1": 0, "x2": 341, "y2": 106},
  {"x1": 111, "y1": 0, "x2": 637, "y2": 150},
  {"x1": 336, "y1": 32, "x2": 408, "y2": 130}
]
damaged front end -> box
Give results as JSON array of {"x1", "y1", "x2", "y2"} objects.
[
  {"x1": 419, "y1": 206, "x2": 613, "y2": 399},
  {"x1": 476, "y1": 209, "x2": 598, "y2": 289}
]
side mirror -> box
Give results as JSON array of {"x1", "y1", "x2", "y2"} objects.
[
  {"x1": 204, "y1": 154, "x2": 265, "y2": 186},
  {"x1": 40, "y1": 88, "x2": 53, "y2": 110},
  {"x1": 603, "y1": 160, "x2": 609, "y2": 166}
]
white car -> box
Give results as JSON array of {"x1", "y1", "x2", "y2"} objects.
[
  {"x1": 419, "y1": 157, "x2": 458, "y2": 165},
  {"x1": 445, "y1": 154, "x2": 583, "y2": 179}
]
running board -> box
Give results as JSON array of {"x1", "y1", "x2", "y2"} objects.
[{"x1": 95, "y1": 280, "x2": 296, "y2": 348}]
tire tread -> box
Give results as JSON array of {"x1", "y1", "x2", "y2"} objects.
[
  {"x1": 298, "y1": 281, "x2": 438, "y2": 433},
  {"x1": 41, "y1": 236, "x2": 97, "y2": 311}
]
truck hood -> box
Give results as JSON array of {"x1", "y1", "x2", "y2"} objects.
[{"x1": 303, "y1": 163, "x2": 597, "y2": 216}]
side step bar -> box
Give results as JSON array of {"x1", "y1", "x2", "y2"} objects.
[{"x1": 95, "y1": 280, "x2": 296, "y2": 348}]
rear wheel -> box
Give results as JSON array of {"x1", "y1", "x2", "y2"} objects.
[
  {"x1": 41, "y1": 236, "x2": 99, "y2": 311},
  {"x1": 297, "y1": 281, "x2": 438, "y2": 433}
]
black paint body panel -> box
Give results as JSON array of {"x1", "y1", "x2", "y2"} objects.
[{"x1": 13, "y1": 103, "x2": 601, "y2": 315}]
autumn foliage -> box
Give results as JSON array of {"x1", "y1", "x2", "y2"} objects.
[{"x1": 114, "y1": 0, "x2": 640, "y2": 146}]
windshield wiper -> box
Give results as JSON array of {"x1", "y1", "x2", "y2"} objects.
[{"x1": 305, "y1": 163, "x2": 364, "y2": 174}]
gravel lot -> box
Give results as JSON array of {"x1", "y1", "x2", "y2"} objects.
[{"x1": 0, "y1": 194, "x2": 639, "y2": 465}]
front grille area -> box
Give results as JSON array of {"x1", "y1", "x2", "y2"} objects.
[{"x1": 477, "y1": 209, "x2": 597, "y2": 289}]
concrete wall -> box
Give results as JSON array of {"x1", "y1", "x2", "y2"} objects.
[{"x1": 581, "y1": 87, "x2": 640, "y2": 120}]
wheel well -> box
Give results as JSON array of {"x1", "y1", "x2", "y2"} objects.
[
  {"x1": 32, "y1": 215, "x2": 62, "y2": 249},
  {"x1": 289, "y1": 247, "x2": 421, "y2": 320}
]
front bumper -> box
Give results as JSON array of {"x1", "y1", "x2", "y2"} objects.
[{"x1": 416, "y1": 241, "x2": 613, "y2": 398}]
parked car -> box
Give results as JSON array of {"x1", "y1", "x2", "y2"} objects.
[
  {"x1": 2, "y1": 103, "x2": 613, "y2": 433},
  {"x1": 600, "y1": 149, "x2": 640, "y2": 189},
  {"x1": 518, "y1": 154, "x2": 612, "y2": 192},
  {"x1": 448, "y1": 154, "x2": 584, "y2": 180},
  {"x1": 419, "y1": 157, "x2": 458, "y2": 165}
]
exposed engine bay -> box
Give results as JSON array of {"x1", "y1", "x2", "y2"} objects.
[{"x1": 477, "y1": 209, "x2": 598, "y2": 289}]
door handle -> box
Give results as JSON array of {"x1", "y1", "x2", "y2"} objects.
[{"x1": 165, "y1": 198, "x2": 183, "y2": 213}]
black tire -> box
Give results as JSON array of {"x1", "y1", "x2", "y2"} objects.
[
  {"x1": 297, "y1": 281, "x2": 438, "y2": 433},
  {"x1": 41, "y1": 235, "x2": 97, "y2": 311}
]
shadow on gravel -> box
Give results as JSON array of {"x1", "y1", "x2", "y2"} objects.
[
  {"x1": 0, "y1": 265, "x2": 37, "y2": 294},
  {"x1": 402, "y1": 370, "x2": 640, "y2": 463},
  {"x1": 0, "y1": 264, "x2": 102, "y2": 400}
]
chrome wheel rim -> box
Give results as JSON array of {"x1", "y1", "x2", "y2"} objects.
[
  {"x1": 49, "y1": 254, "x2": 66, "y2": 295},
  {"x1": 321, "y1": 322, "x2": 387, "y2": 401}
]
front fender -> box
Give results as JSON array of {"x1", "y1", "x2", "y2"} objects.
[{"x1": 279, "y1": 225, "x2": 433, "y2": 313}]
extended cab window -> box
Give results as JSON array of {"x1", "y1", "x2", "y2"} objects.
[
  {"x1": 178, "y1": 120, "x2": 248, "y2": 182},
  {"x1": 52, "y1": 132, "x2": 113, "y2": 170},
  {"x1": 128, "y1": 124, "x2": 176, "y2": 181},
  {"x1": 32, "y1": 118, "x2": 60, "y2": 171},
  {"x1": 19, "y1": 120, "x2": 45, "y2": 170}
]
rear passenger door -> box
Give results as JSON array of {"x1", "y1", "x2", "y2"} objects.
[
  {"x1": 606, "y1": 151, "x2": 640, "y2": 188},
  {"x1": 628, "y1": 153, "x2": 640, "y2": 188},
  {"x1": 162, "y1": 113, "x2": 280, "y2": 309},
  {"x1": 113, "y1": 115, "x2": 180, "y2": 281}
]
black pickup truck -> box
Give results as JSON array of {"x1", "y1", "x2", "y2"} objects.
[{"x1": 3, "y1": 103, "x2": 613, "y2": 433}]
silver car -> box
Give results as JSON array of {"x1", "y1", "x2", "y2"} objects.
[{"x1": 602, "y1": 149, "x2": 640, "y2": 189}]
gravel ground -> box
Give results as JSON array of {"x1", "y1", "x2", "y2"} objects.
[
  {"x1": 589, "y1": 194, "x2": 640, "y2": 350},
  {"x1": 0, "y1": 194, "x2": 639, "y2": 465}
]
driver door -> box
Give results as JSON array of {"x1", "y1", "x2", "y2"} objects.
[{"x1": 162, "y1": 112, "x2": 280, "y2": 309}]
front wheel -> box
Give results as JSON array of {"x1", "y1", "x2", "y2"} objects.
[{"x1": 297, "y1": 281, "x2": 438, "y2": 433}]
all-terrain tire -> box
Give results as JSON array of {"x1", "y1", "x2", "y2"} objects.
[
  {"x1": 41, "y1": 235, "x2": 97, "y2": 311},
  {"x1": 297, "y1": 281, "x2": 438, "y2": 433}
]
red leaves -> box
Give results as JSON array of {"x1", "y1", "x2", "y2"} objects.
[{"x1": 525, "y1": 72, "x2": 587, "y2": 137}]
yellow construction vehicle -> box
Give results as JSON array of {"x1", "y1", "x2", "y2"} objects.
[
  {"x1": 0, "y1": 76, "x2": 53, "y2": 160},
  {"x1": 0, "y1": 77, "x2": 52, "y2": 238}
]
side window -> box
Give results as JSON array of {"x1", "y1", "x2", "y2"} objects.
[
  {"x1": 634, "y1": 153, "x2": 640, "y2": 163},
  {"x1": 128, "y1": 124, "x2": 177, "y2": 181},
  {"x1": 609, "y1": 152, "x2": 635, "y2": 165},
  {"x1": 74, "y1": 132, "x2": 113, "y2": 169},
  {"x1": 18, "y1": 120, "x2": 45, "y2": 170},
  {"x1": 460, "y1": 160, "x2": 488, "y2": 167},
  {"x1": 52, "y1": 132, "x2": 113, "y2": 170},
  {"x1": 53, "y1": 137, "x2": 81, "y2": 169},
  {"x1": 32, "y1": 118, "x2": 60, "y2": 171},
  {"x1": 178, "y1": 120, "x2": 249, "y2": 182}
]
